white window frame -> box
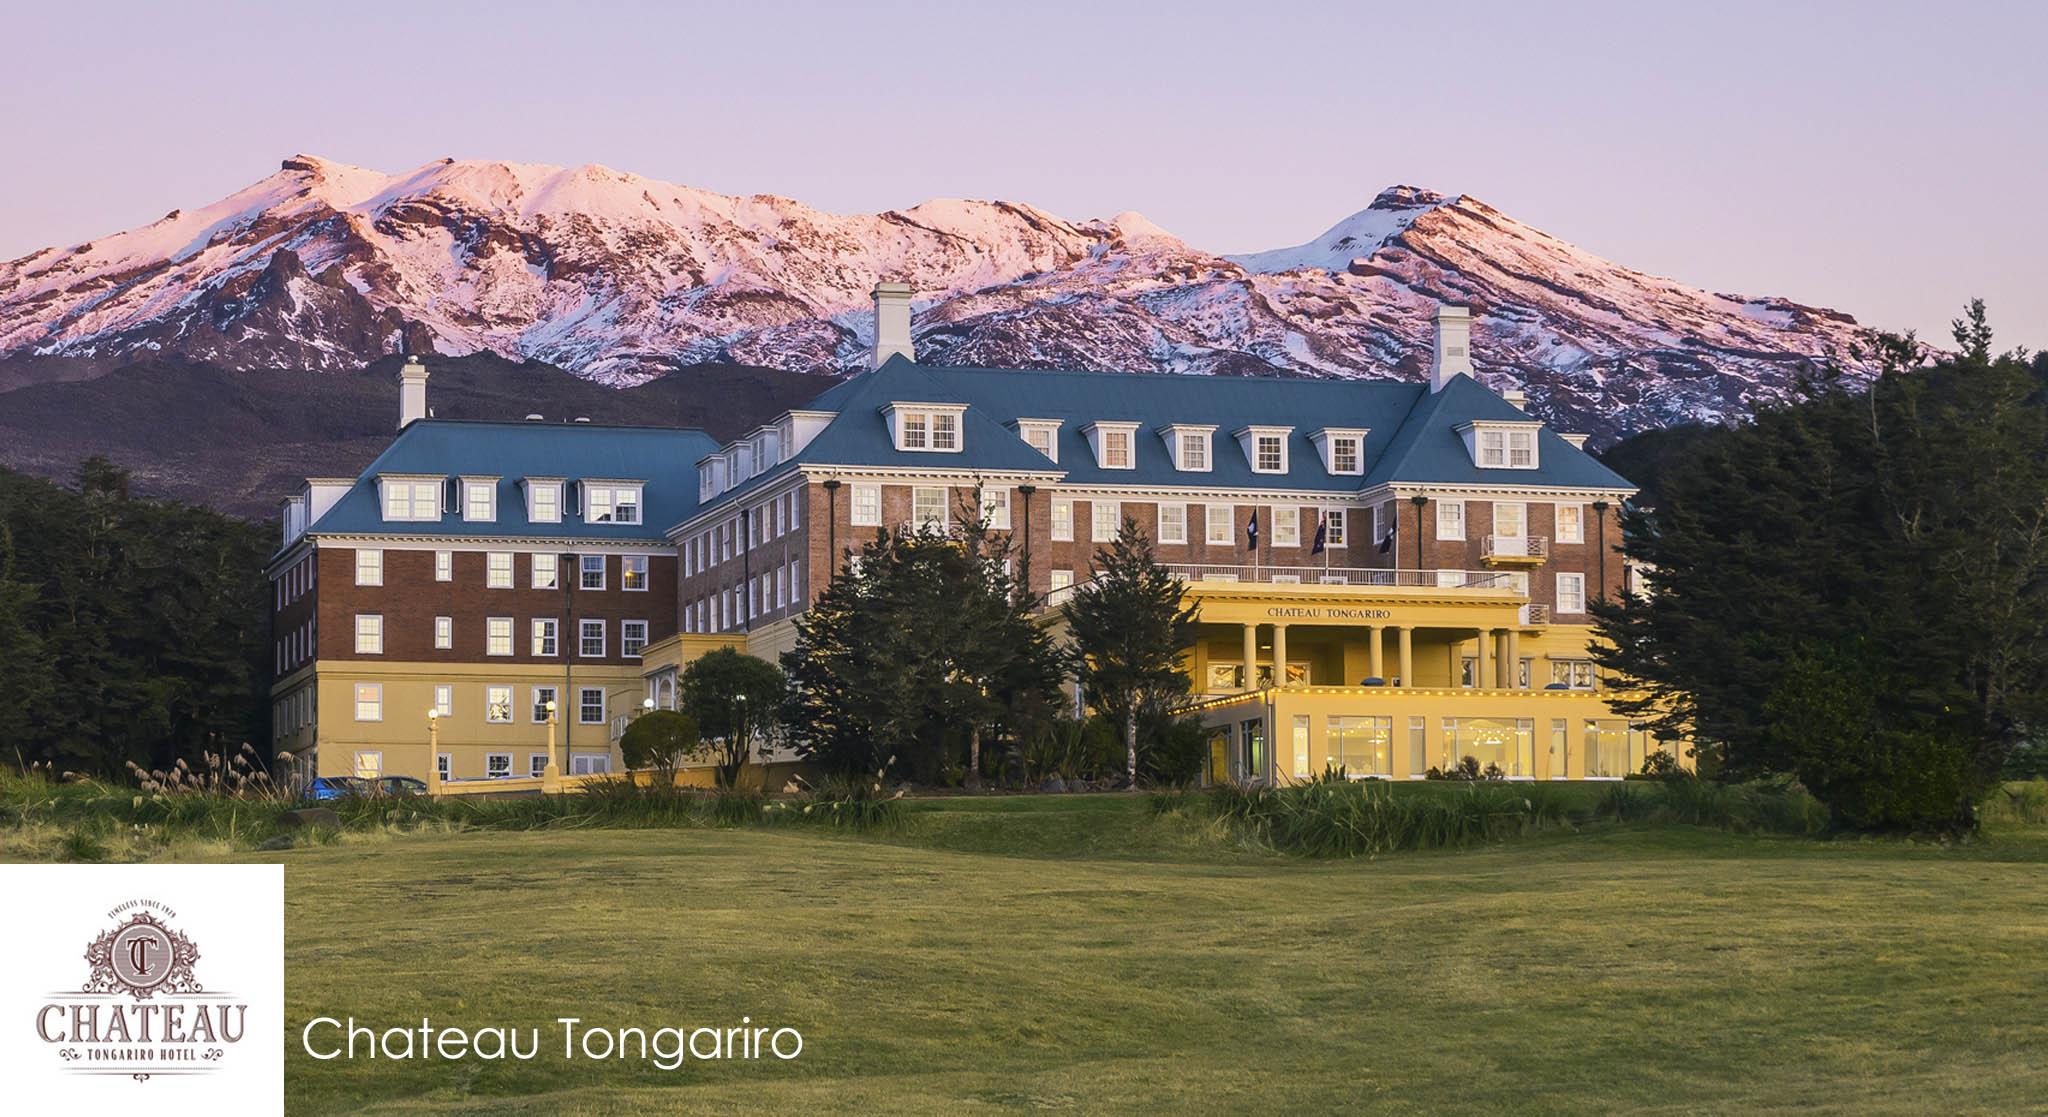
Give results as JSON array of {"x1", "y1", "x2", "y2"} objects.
[
  {"x1": 890, "y1": 404, "x2": 967, "y2": 453},
  {"x1": 486, "y1": 551, "x2": 514, "y2": 589},
  {"x1": 1084, "y1": 422, "x2": 1140, "y2": 470},
  {"x1": 1165, "y1": 426, "x2": 1215, "y2": 473},
  {"x1": 437, "y1": 753, "x2": 451, "y2": 782},
  {"x1": 583, "y1": 482, "x2": 644, "y2": 525},
  {"x1": 1461, "y1": 421, "x2": 1543, "y2": 471},
  {"x1": 1016, "y1": 420, "x2": 1061, "y2": 462},
  {"x1": 1205, "y1": 503, "x2": 1235, "y2": 545},
  {"x1": 1494, "y1": 501, "x2": 1528, "y2": 539},
  {"x1": 580, "y1": 619, "x2": 606, "y2": 658},
  {"x1": 433, "y1": 684, "x2": 453, "y2": 718},
  {"x1": 622, "y1": 619, "x2": 648, "y2": 658},
  {"x1": 1271, "y1": 506, "x2": 1299, "y2": 548},
  {"x1": 579, "y1": 687, "x2": 606, "y2": 725},
  {"x1": 462, "y1": 477, "x2": 497, "y2": 523},
  {"x1": 622, "y1": 554, "x2": 649, "y2": 591},
  {"x1": 1437, "y1": 499, "x2": 1466, "y2": 541},
  {"x1": 1050, "y1": 498, "x2": 1073, "y2": 541},
  {"x1": 1091, "y1": 499, "x2": 1121, "y2": 543},
  {"x1": 531, "y1": 552, "x2": 559, "y2": 589},
  {"x1": 980, "y1": 486, "x2": 1011, "y2": 530},
  {"x1": 531, "y1": 618, "x2": 558, "y2": 657},
  {"x1": 580, "y1": 554, "x2": 606, "y2": 590},
  {"x1": 486, "y1": 753, "x2": 512, "y2": 779},
  {"x1": 850, "y1": 483, "x2": 882, "y2": 527},
  {"x1": 1048, "y1": 569, "x2": 1074, "y2": 603},
  {"x1": 1557, "y1": 572, "x2": 1587, "y2": 614},
  {"x1": 355, "y1": 548, "x2": 383, "y2": 586},
  {"x1": 531, "y1": 686, "x2": 558, "y2": 723},
  {"x1": 528, "y1": 480, "x2": 563, "y2": 524},
  {"x1": 434, "y1": 615, "x2": 452, "y2": 650},
  {"x1": 379, "y1": 478, "x2": 441, "y2": 522},
  {"x1": 912, "y1": 486, "x2": 948, "y2": 530},
  {"x1": 1331, "y1": 435, "x2": 1361, "y2": 475},
  {"x1": 434, "y1": 550, "x2": 452, "y2": 582},
  {"x1": 485, "y1": 685, "x2": 514, "y2": 724},
  {"x1": 354, "y1": 613, "x2": 383, "y2": 655},
  {"x1": 353, "y1": 682, "x2": 382, "y2": 722},
  {"x1": 486, "y1": 616, "x2": 513, "y2": 657},
  {"x1": 1555, "y1": 503, "x2": 1584, "y2": 545},
  {"x1": 1323, "y1": 508, "x2": 1347, "y2": 547},
  {"x1": 1157, "y1": 503, "x2": 1187, "y2": 545},
  {"x1": 529, "y1": 753, "x2": 550, "y2": 778}
]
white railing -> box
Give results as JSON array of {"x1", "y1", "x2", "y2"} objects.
[
  {"x1": 1520, "y1": 603, "x2": 1551, "y2": 625},
  {"x1": 1161, "y1": 564, "x2": 1517, "y2": 590},
  {"x1": 1482, "y1": 535, "x2": 1549, "y2": 561}
]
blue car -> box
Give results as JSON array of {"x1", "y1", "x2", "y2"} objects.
[{"x1": 303, "y1": 776, "x2": 370, "y2": 801}]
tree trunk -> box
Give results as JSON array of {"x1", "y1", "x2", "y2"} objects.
[
  {"x1": 966, "y1": 723, "x2": 982, "y2": 791},
  {"x1": 1125, "y1": 706, "x2": 1138, "y2": 789}
]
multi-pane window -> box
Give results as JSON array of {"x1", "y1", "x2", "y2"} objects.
[
  {"x1": 1494, "y1": 502, "x2": 1527, "y2": 539},
  {"x1": 580, "y1": 619, "x2": 606, "y2": 657},
  {"x1": 354, "y1": 614, "x2": 383, "y2": 654},
  {"x1": 1437, "y1": 500, "x2": 1465, "y2": 541},
  {"x1": 1323, "y1": 508, "x2": 1347, "y2": 546},
  {"x1": 464, "y1": 480, "x2": 495, "y2": 522},
  {"x1": 486, "y1": 552, "x2": 514, "y2": 588},
  {"x1": 1509, "y1": 430, "x2": 1535, "y2": 468},
  {"x1": 532, "y1": 686, "x2": 558, "y2": 723},
  {"x1": 931, "y1": 412, "x2": 958, "y2": 451},
  {"x1": 580, "y1": 555, "x2": 605, "y2": 590},
  {"x1": 437, "y1": 753, "x2": 451, "y2": 782},
  {"x1": 1331, "y1": 436, "x2": 1361, "y2": 474},
  {"x1": 355, "y1": 549, "x2": 383, "y2": 586},
  {"x1": 434, "y1": 616, "x2": 452, "y2": 649},
  {"x1": 485, "y1": 685, "x2": 513, "y2": 723},
  {"x1": 1478, "y1": 430, "x2": 1508, "y2": 467},
  {"x1": 579, "y1": 687, "x2": 605, "y2": 724},
  {"x1": 381, "y1": 480, "x2": 440, "y2": 521},
  {"x1": 912, "y1": 487, "x2": 947, "y2": 530},
  {"x1": 1255, "y1": 435, "x2": 1284, "y2": 472},
  {"x1": 530, "y1": 753, "x2": 549, "y2": 778},
  {"x1": 981, "y1": 487, "x2": 1010, "y2": 530},
  {"x1": 1158, "y1": 503, "x2": 1187, "y2": 544},
  {"x1": 1050, "y1": 499, "x2": 1073, "y2": 541},
  {"x1": 622, "y1": 620, "x2": 648, "y2": 658},
  {"x1": 1272, "y1": 506, "x2": 1299, "y2": 547},
  {"x1": 1206, "y1": 504, "x2": 1235, "y2": 545},
  {"x1": 1557, "y1": 572, "x2": 1587, "y2": 614},
  {"x1": 584, "y1": 484, "x2": 642, "y2": 524},
  {"x1": 486, "y1": 753, "x2": 512, "y2": 778},
  {"x1": 1091, "y1": 500, "x2": 1120, "y2": 543},
  {"x1": 531, "y1": 618, "x2": 558, "y2": 656},
  {"x1": 1048, "y1": 569, "x2": 1074, "y2": 603},
  {"x1": 435, "y1": 550, "x2": 452, "y2": 581},
  {"x1": 898, "y1": 409, "x2": 961, "y2": 451},
  {"x1": 433, "y1": 684, "x2": 453, "y2": 718},
  {"x1": 622, "y1": 555, "x2": 648, "y2": 591},
  {"x1": 1556, "y1": 504, "x2": 1584, "y2": 544},
  {"x1": 530, "y1": 483, "x2": 561, "y2": 523},
  {"x1": 1550, "y1": 659, "x2": 1596, "y2": 689},
  {"x1": 486, "y1": 617, "x2": 513, "y2": 656},
  {"x1": 1024, "y1": 427, "x2": 1056, "y2": 460},
  {"x1": 1179, "y1": 432, "x2": 1208, "y2": 471},
  {"x1": 851, "y1": 484, "x2": 882, "y2": 527},
  {"x1": 353, "y1": 682, "x2": 382, "y2": 721},
  {"x1": 1103, "y1": 429, "x2": 1133, "y2": 469},
  {"x1": 531, "y1": 552, "x2": 559, "y2": 589},
  {"x1": 901, "y1": 411, "x2": 928, "y2": 448},
  {"x1": 1477, "y1": 428, "x2": 1538, "y2": 469}
]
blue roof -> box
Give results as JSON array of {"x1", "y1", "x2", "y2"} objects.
[
  {"x1": 305, "y1": 420, "x2": 720, "y2": 541},
  {"x1": 687, "y1": 357, "x2": 1633, "y2": 518}
]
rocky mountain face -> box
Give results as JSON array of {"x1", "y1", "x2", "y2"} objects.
[{"x1": 0, "y1": 156, "x2": 1892, "y2": 441}]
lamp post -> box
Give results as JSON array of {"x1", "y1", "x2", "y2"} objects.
[
  {"x1": 822, "y1": 477, "x2": 841, "y2": 577},
  {"x1": 426, "y1": 708, "x2": 441, "y2": 796},
  {"x1": 1591, "y1": 500, "x2": 1610, "y2": 602},
  {"x1": 544, "y1": 699, "x2": 560, "y2": 793},
  {"x1": 1409, "y1": 494, "x2": 1429, "y2": 574}
]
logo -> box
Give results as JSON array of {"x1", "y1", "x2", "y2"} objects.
[{"x1": 87, "y1": 908, "x2": 202, "y2": 998}]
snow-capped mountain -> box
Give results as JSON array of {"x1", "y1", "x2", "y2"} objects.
[{"x1": 0, "y1": 156, "x2": 1889, "y2": 440}]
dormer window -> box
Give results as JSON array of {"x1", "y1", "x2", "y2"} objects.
[
  {"x1": 888, "y1": 403, "x2": 966, "y2": 453},
  {"x1": 1458, "y1": 421, "x2": 1543, "y2": 470},
  {"x1": 1161, "y1": 424, "x2": 1216, "y2": 472},
  {"x1": 461, "y1": 477, "x2": 498, "y2": 522},
  {"x1": 1083, "y1": 421, "x2": 1140, "y2": 470},
  {"x1": 1014, "y1": 419, "x2": 1062, "y2": 463},
  {"x1": 526, "y1": 478, "x2": 564, "y2": 523},
  {"x1": 583, "y1": 481, "x2": 644, "y2": 524},
  {"x1": 379, "y1": 475, "x2": 442, "y2": 522},
  {"x1": 1310, "y1": 428, "x2": 1369, "y2": 476},
  {"x1": 1234, "y1": 426, "x2": 1293, "y2": 474}
]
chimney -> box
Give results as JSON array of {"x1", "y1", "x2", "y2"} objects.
[
  {"x1": 1429, "y1": 305, "x2": 1473, "y2": 393},
  {"x1": 398, "y1": 355, "x2": 430, "y2": 428},
  {"x1": 871, "y1": 282, "x2": 915, "y2": 368},
  {"x1": 1502, "y1": 389, "x2": 1527, "y2": 410}
]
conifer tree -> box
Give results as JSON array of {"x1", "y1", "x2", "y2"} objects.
[{"x1": 1062, "y1": 519, "x2": 1200, "y2": 787}]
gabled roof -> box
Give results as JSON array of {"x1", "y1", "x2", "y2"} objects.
[
  {"x1": 303, "y1": 419, "x2": 719, "y2": 543},
  {"x1": 1364, "y1": 374, "x2": 1633, "y2": 490}
]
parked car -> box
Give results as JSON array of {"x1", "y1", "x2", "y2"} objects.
[
  {"x1": 303, "y1": 776, "x2": 370, "y2": 801},
  {"x1": 376, "y1": 776, "x2": 430, "y2": 797}
]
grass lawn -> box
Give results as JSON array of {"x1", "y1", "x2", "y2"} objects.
[{"x1": 254, "y1": 795, "x2": 2048, "y2": 1115}]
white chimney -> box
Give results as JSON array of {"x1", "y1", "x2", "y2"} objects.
[
  {"x1": 1429, "y1": 305, "x2": 1474, "y2": 393},
  {"x1": 872, "y1": 282, "x2": 915, "y2": 368},
  {"x1": 1502, "y1": 389, "x2": 1527, "y2": 410},
  {"x1": 398, "y1": 355, "x2": 430, "y2": 428}
]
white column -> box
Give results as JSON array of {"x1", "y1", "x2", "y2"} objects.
[{"x1": 1366, "y1": 624, "x2": 1383, "y2": 681}]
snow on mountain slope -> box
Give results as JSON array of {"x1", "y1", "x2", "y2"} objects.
[{"x1": 0, "y1": 158, "x2": 1890, "y2": 441}]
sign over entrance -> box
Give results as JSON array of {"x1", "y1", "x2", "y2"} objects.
[{"x1": 1266, "y1": 606, "x2": 1392, "y2": 621}]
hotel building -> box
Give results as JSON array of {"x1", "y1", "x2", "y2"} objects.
[{"x1": 271, "y1": 285, "x2": 1680, "y2": 788}]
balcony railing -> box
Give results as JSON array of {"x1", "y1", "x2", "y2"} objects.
[
  {"x1": 1520, "y1": 603, "x2": 1551, "y2": 625},
  {"x1": 1161, "y1": 564, "x2": 1517, "y2": 590},
  {"x1": 1481, "y1": 534, "x2": 1549, "y2": 564}
]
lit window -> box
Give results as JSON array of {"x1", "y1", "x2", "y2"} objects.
[
  {"x1": 434, "y1": 616, "x2": 452, "y2": 649},
  {"x1": 433, "y1": 684, "x2": 453, "y2": 718},
  {"x1": 464, "y1": 480, "x2": 496, "y2": 522},
  {"x1": 531, "y1": 552, "x2": 559, "y2": 589},
  {"x1": 1179, "y1": 432, "x2": 1209, "y2": 471},
  {"x1": 1550, "y1": 660, "x2": 1596, "y2": 689},
  {"x1": 1495, "y1": 502, "x2": 1527, "y2": 539},
  {"x1": 1272, "y1": 506, "x2": 1299, "y2": 547},
  {"x1": 912, "y1": 487, "x2": 947, "y2": 530},
  {"x1": 486, "y1": 552, "x2": 514, "y2": 589},
  {"x1": 381, "y1": 479, "x2": 440, "y2": 521},
  {"x1": 485, "y1": 686, "x2": 513, "y2": 724},
  {"x1": 1557, "y1": 573, "x2": 1587, "y2": 614},
  {"x1": 1332, "y1": 436, "x2": 1360, "y2": 474},
  {"x1": 482, "y1": 617, "x2": 511, "y2": 656},
  {"x1": 1158, "y1": 504, "x2": 1187, "y2": 544},
  {"x1": 1092, "y1": 500, "x2": 1120, "y2": 543},
  {"x1": 1049, "y1": 569, "x2": 1074, "y2": 604},
  {"x1": 584, "y1": 484, "x2": 642, "y2": 524},
  {"x1": 579, "y1": 687, "x2": 605, "y2": 725},
  {"x1": 1205, "y1": 504, "x2": 1235, "y2": 545},
  {"x1": 580, "y1": 555, "x2": 605, "y2": 590},
  {"x1": 622, "y1": 555, "x2": 648, "y2": 591},
  {"x1": 354, "y1": 614, "x2": 383, "y2": 654},
  {"x1": 1103, "y1": 430, "x2": 1133, "y2": 469},
  {"x1": 851, "y1": 484, "x2": 882, "y2": 527},
  {"x1": 580, "y1": 619, "x2": 606, "y2": 657},
  {"x1": 1437, "y1": 500, "x2": 1465, "y2": 541},
  {"x1": 531, "y1": 686, "x2": 557, "y2": 723},
  {"x1": 1556, "y1": 504, "x2": 1584, "y2": 544},
  {"x1": 1050, "y1": 499, "x2": 1073, "y2": 541},
  {"x1": 530, "y1": 482, "x2": 561, "y2": 523},
  {"x1": 435, "y1": 550, "x2": 452, "y2": 581},
  {"x1": 1256, "y1": 435, "x2": 1284, "y2": 472},
  {"x1": 622, "y1": 620, "x2": 648, "y2": 658},
  {"x1": 981, "y1": 487, "x2": 1010, "y2": 530},
  {"x1": 531, "y1": 618, "x2": 558, "y2": 656},
  {"x1": 355, "y1": 549, "x2": 383, "y2": 586},
  {"x1": 353, "y1": 683, "x2": 382, "y2": 721}
]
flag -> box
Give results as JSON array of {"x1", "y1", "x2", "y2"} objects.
[
  {"x1": 1310, "y1": 516, "x2": 1327, "y2": 556},
  {"x1": 1245, "y1": 514, "x2": 1259, "y2": 552},
  {"x1": 1378, "y1": 522, "x2": 1395, "y2": 554}
]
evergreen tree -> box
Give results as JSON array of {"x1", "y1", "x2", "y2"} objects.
[
  {"x1": 1062, "y1": 519, "x2": 1200, "y2": 787},
  {"x1": 679, "y1": 648, "x2": 783, "y2": 788}
]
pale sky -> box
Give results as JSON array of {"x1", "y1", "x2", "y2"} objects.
[{"x1": 4, "y1": 0, "x2": 2043, "y2": 348}]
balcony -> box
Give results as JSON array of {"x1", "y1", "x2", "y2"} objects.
[
  {"x1": 1161, "y1": 564, "x2": 1517, "y2": 590},
  {"x1": 1481, "y1": 534, "x2": 1549, "y2": 567},
  {"x1": 1520, "y1": 603, "x2": 1551, "y2": 626}
]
